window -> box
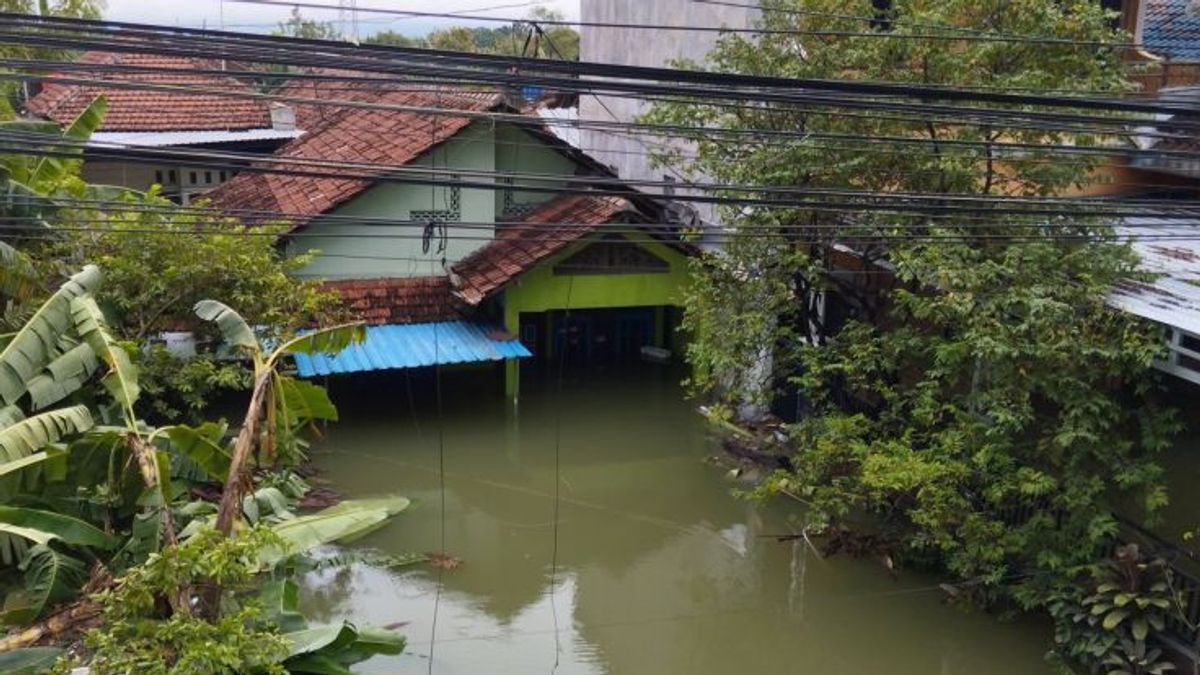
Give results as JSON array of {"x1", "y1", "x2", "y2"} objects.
[
  {"x1": 663, "y1": 175, "x2": 676, "y2": 197},
  {"x1": 871, "y1": 0, "x2": 893, "y2": 31},
  {"x1": 154, "y1": 170, "x2": 164, "y2": 184},
  {"x1": 411, "y1": 181, "x2": 463, "y2": 223},
  {"x1": 189, "y1": 171, "x2": 198, "y2": 185},
  {"x1": 204, "y1": 171, "x2": 213, "y2": 184},
  {"x1": 553, "y1": 236, "x2": 670, "y2": 276},
  {"x1": 168, "y1": 169, "x2": 177, "y2": 183}
]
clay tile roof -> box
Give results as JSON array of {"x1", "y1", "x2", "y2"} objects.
[
  {"x1": 206, "y1": 85, "x2": 503, "y2": 227},
  {"x1": 25, "y1": 51, "x2": 273, "y2": 132},
  {"x1": 324, "y1": 275, "x2": 463, "y2": 325},
  {"x1": 1145, "y1": 0, "x2": 1200, "y2": 62},
  {"x1": 450, "y1": 194, "x2": 635, "y2": 305}
]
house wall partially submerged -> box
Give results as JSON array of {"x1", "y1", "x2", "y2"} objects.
[{"x1": 497, "y1": 232, "x2": 692, "y2": 398}]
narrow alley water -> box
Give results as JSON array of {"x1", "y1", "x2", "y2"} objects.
[{"x1": 301, "y1": 367, "x2": 1052, "y2": 674}]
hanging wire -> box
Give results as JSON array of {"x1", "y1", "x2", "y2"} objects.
[{"x1": 548, "y1": 274, "x2": 574, "y2": 675}]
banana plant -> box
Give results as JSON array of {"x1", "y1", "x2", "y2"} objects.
[
  {"x1": 0, "y1": 95, "x2": 108, "y2": 230},
  {"x1": 193, "y1": 300, "x2": 363, "y2": 535}
]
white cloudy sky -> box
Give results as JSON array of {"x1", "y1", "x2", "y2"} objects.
[{"x1": 100, "y1": 0, "x2": 580, "y2": 36}]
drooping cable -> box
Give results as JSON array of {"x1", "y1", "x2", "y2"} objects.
[{"x1": 548, "y1": 273, "x2": 574, "y2": 674}]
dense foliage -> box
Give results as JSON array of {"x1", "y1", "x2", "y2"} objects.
[
  {"x1": 371, "y1": 8, "x2": 580, "y2": 59},
  {"x1": 0, "y1": 89, "x2": 415, "y2": 672},
  {"x1": 34, "y1": 191, "x2": 342, "y2": 423},
  {"x1": 646, "y1": 0, "x2": 1181, "y2": 662}
]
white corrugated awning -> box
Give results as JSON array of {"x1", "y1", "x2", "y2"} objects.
[
  {"x1": 1109, "y1": 217, "x2": 1200, "y2": 334},
  {"x1": 89, "y1": 128, "x2": 303, "y2": 147}
]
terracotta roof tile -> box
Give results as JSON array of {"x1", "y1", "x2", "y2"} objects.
[
  {"x1": 25, "y1": 52, "x2": 273, "y2": 132},
  {"x1": 324, "y1": 276, "x2": 463, "y2": 325},
  {"x1": 450, "y1": 194, "x2": 635, "y2": 305},
  {"x1": 206, "y1": 84, "x2": 503, "y2": 226}
]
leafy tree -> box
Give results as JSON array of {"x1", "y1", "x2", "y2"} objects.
[
  {"x1": 0, "y1": 0, "x2": 103, "y2": 115},
  {"x1": 647, "y1": 0, "x2": 1177, "y2": 619},
  {"x1": 365, "y1": 30, "x2": 424, "y2": 48},
  {"x1": 366, "y1": 7, "x2": 580, "y2": 60},
  {"x1": 273, "y1": 7, "x2": 340, "y2": 41},
  {"x1": 427, "y1": 25, "x2": 481, "y2": 53}
]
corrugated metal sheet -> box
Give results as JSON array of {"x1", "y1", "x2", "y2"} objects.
[
  {"x1": 1108, "y1": 217, "x2": 1200, "y2": 334},
  {"x1": 537, "y1": 107, "x2": 580, "y2": 148},
  {"x1": 292, "y1": 321, "x2": 531, "y2": 378},
  {"x1": 89, "y1": 128, "x2": 303, "y2": 147}
]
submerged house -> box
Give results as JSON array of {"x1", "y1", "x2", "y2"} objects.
[
  {"x1": 205, "y1": 82, "x2": 694, "y2": 399},
  {"x1": 23, "y1": 52, "x2": 301, "y2": 203}
]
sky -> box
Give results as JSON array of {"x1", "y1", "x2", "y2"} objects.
[{"x1": 100, "y1": 0, "x2": 580, "y2": 37}]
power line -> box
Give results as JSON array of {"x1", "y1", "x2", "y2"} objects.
[
  {"x1": 3, "y1": 13, "x2": 1196, "y2": 120},
  {"x1": 6, "y1": 128, "x2": 1200, "y2": 217},
  {"x1": 36, "y1": 195, "x2": 1200, "y2": 232},
  {"x1": 229, "y1": 0, "x2": 1145, "y2": 49},
  {"x1": 9, "y1": 56, "x2": 1194, "y2": 145}
]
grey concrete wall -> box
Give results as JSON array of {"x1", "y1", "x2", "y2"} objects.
[{"x1": 579, "y1": 0, "x2": 757, "y2": 226}]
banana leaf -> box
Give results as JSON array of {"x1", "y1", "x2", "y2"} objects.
[
  {"x1": 282, "y1": 621, "x2": 405, "y2": 675},
  {"x1": 29, "y1": 95, "x2": 107, "y2": 189},
  {"x1": 1, "y1": 544, "x2": 88, "y2": 624},
  {"x1": 278, "y1": 377, "x2": 339, "y2": 424},
  {"x1": 158, "y1": 422, "x2": 230, "y2": 482},
  {"x1": 275, "y1": 323, "x2": 365, "y2": 358},
  {"x1": 194, "y1": 299, "x2": 258, "y2": 352},
  {"x1": 0, "y1": 266, "x2": 101, "y2": 406},
  {"x1": 0, "y1": 506, "x2": 116, "y2": 549},
  {"x1": 0, "y1": 241, "x2": 40, "y2": 303},
  {"x1": 71, "y1": 295, "x2": 139, "y2": 415},
  {"x1": 261, "y1": 496, "x2": 410, "y2": 566},
  {"x1": 0, "y1": 647, "x2": 64, "y2": 674},
  {"x1": 26, "y1": 342, "x2": 100, "y2": 411},
  {"x1": 0, "y1": 406, "x2": 94, "y2": 469}
]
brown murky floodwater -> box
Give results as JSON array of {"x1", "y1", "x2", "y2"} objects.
[{"x1": 302, "y1": 366, "x2": 1052, "y2": 674}]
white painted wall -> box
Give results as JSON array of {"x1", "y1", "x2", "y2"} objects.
[{"x1": 579, "y1": 0, "x2": 757, "y2": 226}]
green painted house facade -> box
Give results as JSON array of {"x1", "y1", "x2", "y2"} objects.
[{"x1": 208, "y1": 91, "x2": 694, "y2": 396}]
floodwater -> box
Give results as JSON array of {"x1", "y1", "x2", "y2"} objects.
[{"x1": 302, "y1": 366, "x2": 1052, "y2": 674}]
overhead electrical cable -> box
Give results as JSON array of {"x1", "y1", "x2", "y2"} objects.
[
  {"x1": 227, "y1": 0, "x2": 1145, "y2": 49},
  {"x1": 2, "y1": 12, "x2": 1196, "y2": 120},
  {"x1": 3, "y1": 129, "x2": 1197, "y2": 215}
]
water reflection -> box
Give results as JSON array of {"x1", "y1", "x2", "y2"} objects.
[{"x1": 301, "y1": 367, "x2": 1052, "y2": 674}]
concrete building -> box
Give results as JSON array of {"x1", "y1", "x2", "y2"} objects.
[
  {"x1": 579, "y1": 0, "x2": 758, "y2": 227},
  {"x1": 24, "y1": 52, "x2": 300, "y2": 203}
]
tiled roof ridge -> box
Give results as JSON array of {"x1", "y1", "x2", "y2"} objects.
[
  {"x1": 206, "y1": 88, "x2": 506, "y2": 225},
  {"x1": 450, "y1": 192, "x2": 639, "y2": 305},
  {"x1": 324, "y1": 275, "x2": 464, "y2": 325},
  {"x1": 26, "y1": 51, "x2": 273, "y2": 132}
]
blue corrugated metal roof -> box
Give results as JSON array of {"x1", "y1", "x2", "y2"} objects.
[
  {"x1": 292, "y1": 321, "x2": 531, "y2": 377},
  {"x1": 1144, "y1": 0, "x2": 1200, "y2": 62}
]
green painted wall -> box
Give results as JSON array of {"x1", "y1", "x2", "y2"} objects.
[
  {"x1": 290, "y1": 122, "x2": 497, "y2": 279},
  {"x1": 501, "y1": 232, "x2": 690, "y2": 333},
  {"x1": 500, "y1": 232, "x2": 691, "y2": 399},
  {"x1": 291, "y1": 121, "x2": 589, "y2": 280},
  {"x1": 493, "y1": 125, "x2": 579, "y2": 216}
]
